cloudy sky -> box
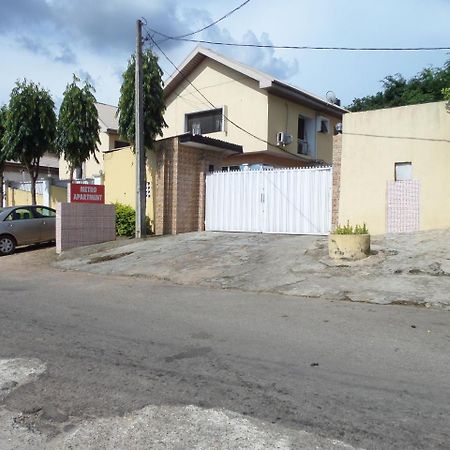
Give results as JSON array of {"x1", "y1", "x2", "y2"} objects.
[{"x1": 1, "y1": 0, "x2": 449, "y2": 109}]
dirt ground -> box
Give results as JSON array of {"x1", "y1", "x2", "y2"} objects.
[{"x1": 56, "y1": 229, "x2": 450, "y2": 309}]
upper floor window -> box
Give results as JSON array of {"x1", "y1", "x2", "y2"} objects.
[
  {"x1": 114, "y1": 140, "x2": 129, "y2": 149},
  {"x1": 186, "y1": 108, "x2": 223, "y2": 135}
]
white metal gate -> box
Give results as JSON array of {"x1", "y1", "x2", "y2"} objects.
[{"x1": 205, "y1": 167, "x2": 332, "y2": 235}]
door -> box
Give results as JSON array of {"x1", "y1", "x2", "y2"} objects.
[
  {"x1": 4, "y1": 207, "x2": 42, "y2": 245},
  {"x1": 33, "y1": 206, "x2": 56, "y2": 241}
]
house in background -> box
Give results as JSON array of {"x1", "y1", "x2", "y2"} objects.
[
  {"x1": 163, "y1": 46, "x2": 346, "y2": 169},
  {"x1": 58, "y1": 102, "x2": 128, "y2": 180},
  {"x1": 4, "y1": 152, "x2": 59, "y2": 183},
  {"x1": 333, "y1": 101, "x2": 450, "y2": 235}
]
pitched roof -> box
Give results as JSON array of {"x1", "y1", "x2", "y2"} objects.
[
  {"x1": 95, "y1": 102, "x2": 119, "y2": 133},
  {"x1": 164, "y1": 46, "x2": 347, "y2": 118}
]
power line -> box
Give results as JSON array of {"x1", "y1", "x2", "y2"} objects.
[
  {"x1": 147, "y1": 31, "x2": 450, "y2": 52},
  {"x1": 151, "y1": 0, "x2": 251, "y2": 44},
  {"x1": 144, "y1": 28, "x2": 312, "y2": 160}
]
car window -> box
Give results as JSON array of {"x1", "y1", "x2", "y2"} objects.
[
  {"x1": 5, "y1": 208, "x2": 35, "y2": 221},
  {"x1": 34, "y1": 207, "x2": 56, "y2": 218}
]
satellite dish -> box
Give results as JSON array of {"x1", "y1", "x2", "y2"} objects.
[{"x1": 326, "y1": 91, "x2": 337, "y2": 104}]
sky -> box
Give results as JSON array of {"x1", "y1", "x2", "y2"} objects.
[{"x1": 0, "y1": 0, "x2": 449, "y2": 109}]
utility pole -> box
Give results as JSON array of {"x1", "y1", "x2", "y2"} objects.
[{"x1": 135, "y1": 19, "x2": 146, "y2": 238}]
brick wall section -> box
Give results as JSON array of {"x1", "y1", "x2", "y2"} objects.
[
  {"x1": 331, "y1": 134, "x2": 343, "y2": 229},
  {"x1": 56, "y1": 203, "x2": 115, "y2": 253},
  {"x1": 154, "y1": 138, "x2": 226, "y2": 235}
]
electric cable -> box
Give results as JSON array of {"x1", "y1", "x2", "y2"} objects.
[
  {"x1": 147, "y1": 30, "x2": 450, "y2": 52},
  {"x1": 153, "y1": 0, "x2": 251, "y2": 44}
]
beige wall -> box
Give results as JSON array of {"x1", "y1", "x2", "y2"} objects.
[
  {"x1": 338, "y1": 101, "x2": 450, "y2": 235},
  {"x1": 267, "y1": 95, "x2": 338, "y2": 164},
  {"x1": 6, "y1": 187, "x2": 44, "y2": 206},
  {"x1": 50, "y1": 186, "x2": 68, "y2": 208},
  {"x1": 103, "y1": 146, "x2": 156, "y2": 230},
  {"x1": 59, "y1": 130, "x2": 119, "y2": 180},
  {"x1": 164, "y1": 59, "x2": 269, "y2": 153}
]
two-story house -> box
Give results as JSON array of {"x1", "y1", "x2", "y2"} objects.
[
  {"x1": 163, "y1": 46, "x2": 346, "y2": 169},
  {"x1": 58, "y1": 102, "x2": 128, "y2": 180}
]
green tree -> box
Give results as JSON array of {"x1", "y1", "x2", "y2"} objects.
[
  {"x1": 3, "y1": 80, "x2": 56, "y2": 205},
  {"x1": 348, "y1": 60, "x2": 450, "y2": 112},
  {"x1": 443, "y1": 87, "x2": 450, "y2": 101},
  {"x1": 56, "y1": 75, "x2": 101, "y2": 182},
  {"x1": 443, "y1": 87, "x2": 450, "y2": 113},
  {"x1": 117, "y1": 49, "x2": 167, "y2": 148},
  {"x1": 0, "y1": 105, "x2": 8, "y2": 205}
]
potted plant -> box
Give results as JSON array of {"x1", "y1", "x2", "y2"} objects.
[{"x1": 328, "y1": 221, "x2": 370, "y2": 260}]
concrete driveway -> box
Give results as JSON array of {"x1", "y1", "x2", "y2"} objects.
[{"x1": 56, "y1": 230, "x2": 450, "y2": 309}]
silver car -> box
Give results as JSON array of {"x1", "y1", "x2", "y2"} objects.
[{"x1": 0, "y1": 205, "x2": 56, "y2": 256}]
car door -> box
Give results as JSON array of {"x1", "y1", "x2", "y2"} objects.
[
  {"x1": 33, "y1": 206, "x2": 56, "y2": 241},
  {"x1": 4, "y1": 207, "x2": 41, "y2": 245}
]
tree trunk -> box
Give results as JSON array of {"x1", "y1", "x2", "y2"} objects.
[
  {"x1": 30, "y1": 175, "x2": 37, "y2": 205},
  {"x1": 27, "y1": 158, "x2": 40, "y2": 206}
]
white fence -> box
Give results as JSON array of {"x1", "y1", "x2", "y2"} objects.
[{"x1": 205, "y1": 167, "x2": 332, "y2": 235}]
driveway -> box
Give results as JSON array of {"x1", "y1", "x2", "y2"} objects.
[{"x1": 56, "y1": 230, "x2": 450, "y2": 309}]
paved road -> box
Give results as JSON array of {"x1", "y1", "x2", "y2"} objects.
[{"x1": 0, "y1": 246, "x2": 449, "y2": 449}]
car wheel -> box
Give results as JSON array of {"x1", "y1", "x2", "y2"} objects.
[{"x1": 0, "y1": 235, "x2": 16, "y2": 256}]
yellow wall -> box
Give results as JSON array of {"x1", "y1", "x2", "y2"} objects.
[
  {"x1": 59, "y1": 130, "x2": 118, "y2": 180},
  {"x1": 267, "y1": 95, "x2": 338, "y2": 164},
  {"x1": 6, "y1": 188, "x2": 44, "y2": 206},
  {"x1": 50, "y1": 186, "x2": 68, "y2": 208},
  {"x1": 338, "y1": 101, "x2": 450, "y2": 235},
  {"x1": 103, "y1": 146, "x2": 156, "y2": 230},
  {"x1": 164, "y1": 59, "x2": 269, "y2": 152}
]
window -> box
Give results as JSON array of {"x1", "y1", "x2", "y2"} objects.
[
  {"x1": 6, "y1": 208, "x2": 34, "y2": 221},
  {"x1": 222, "y1": 166, "x2": 240, "y2": 172},
  {"x1": 114, "y1": 140, "x2": 129, "y2": 149},
  {"x1": 316, "y1": 116, "x2": 330, "y2": 133},
  {"x1": 186, "y1": 108, "x2": 223, "y2": 135},
  {"x1": 297, "y1": 116, "x2": 308, "y2": 155},
  {"x1": 146, "y1": 182, "x2": 151, "y2": 198},
  {"x1": 395, "y1": 162, "x2": 412, "y2": 181},
  {"x1": 34, "y1": 207, "x2": 56, "y2": 218}
]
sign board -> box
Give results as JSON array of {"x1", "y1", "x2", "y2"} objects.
[{"x1": 70, "y1": 183, "x2": 105, "y2": 204}]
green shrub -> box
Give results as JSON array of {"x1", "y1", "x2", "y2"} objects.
[
  {"x1": 114, "y1": 203, "x2": 135, "y2": 236},
  {"x1": 114, "y1": 203, "x2": 152, "y2": 237},
  {"x1": 333, "y1": 221, "x2": 369, "y2": 235}
]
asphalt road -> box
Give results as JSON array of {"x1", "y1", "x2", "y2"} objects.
[{"x1": 0, "y1": 246, "x2": 449, "y2": 449}]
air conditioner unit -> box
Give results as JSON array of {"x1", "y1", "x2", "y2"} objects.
[{"x1": 276, "y1": 132, "x2": 293, "y2": 146}]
